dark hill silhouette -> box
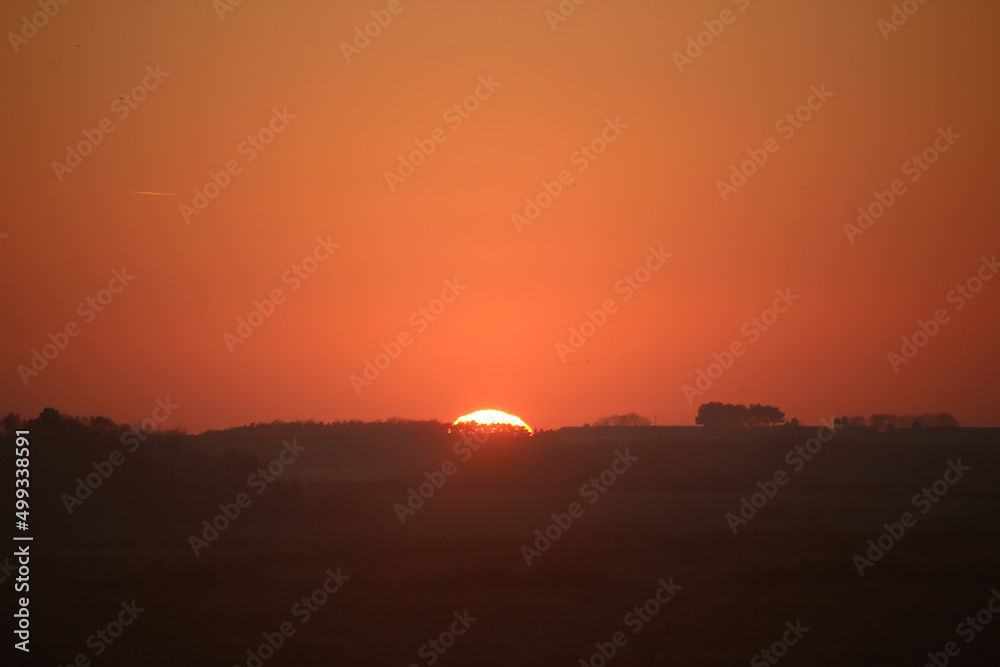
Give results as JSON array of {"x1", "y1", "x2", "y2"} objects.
[{"x1": 3, "y1": 409, "x2": 998, "y2": 665}]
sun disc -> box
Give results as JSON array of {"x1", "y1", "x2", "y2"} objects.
[{"x1": 454, "y1": 409, "x2": 533, "y2": 434}]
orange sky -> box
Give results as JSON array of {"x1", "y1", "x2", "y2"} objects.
[{"x1": 2, "y1": 0, "x2": 999, "y2": 431}]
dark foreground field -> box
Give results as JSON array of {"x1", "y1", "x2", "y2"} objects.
[{"x1": 6, "y1": 413, "x2": 1000, "y2": 666}]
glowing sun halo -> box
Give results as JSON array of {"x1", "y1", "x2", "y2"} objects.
[{"x1": 454, "y1": 409, "x2": 533, "y2": 434}]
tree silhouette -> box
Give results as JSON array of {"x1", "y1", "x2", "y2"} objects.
[
  {"x1": 695, "y1": 402, "x2": 784, "y2": 427},
  {"x1": 1, "y1": 412, "x2": 21, "y2": 438},
  {"x1": 867, "y1": 412, "x2": 960, "y2": 432},
  {"x1": 452, "y1": 421, "x2": 529, "y2": 436},
  {"x1": 869, "y1": 413, "x2": 895, "y2": 432},
  {"x1": 748, "y1": 403, "x2": 786, "y2": 426},
  {"x1": 917, "y1": 412, "x2": 960, "y2": 428},
  {"x1": 594, "y1": 412, "x2": 653, "y2": 426}
]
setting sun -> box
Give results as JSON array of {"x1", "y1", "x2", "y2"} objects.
[{"x1": 454, "y1": 409, "x2": 533, "y2": 434}]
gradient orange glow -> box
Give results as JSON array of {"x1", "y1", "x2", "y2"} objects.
[{"x1": 1, "y1": 0, "x2": 998, "y2": 431}]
